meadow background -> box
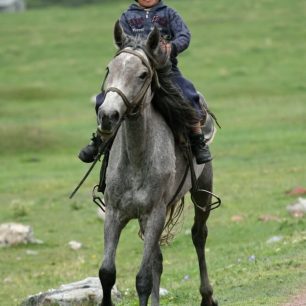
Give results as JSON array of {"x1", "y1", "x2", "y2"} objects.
[{"x1": 0, "y1": 0, "x2": 306, "y2": 305}]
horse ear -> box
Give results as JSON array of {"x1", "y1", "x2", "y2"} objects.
[
  {"x1": 146, "y1": 26, "x2": 160, "y2": 51},
  {"x1": 114, "y1": 20, "x2": 126, "y2": 49}
]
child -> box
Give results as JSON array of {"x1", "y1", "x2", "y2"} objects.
[{"x1": 79, "y1": 0, "x2": 212, "y2": 164}]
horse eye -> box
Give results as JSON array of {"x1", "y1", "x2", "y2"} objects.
[{"x1": 139, "y1": 71, "x2": 148, "y2": 80}]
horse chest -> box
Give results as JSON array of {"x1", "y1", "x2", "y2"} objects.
[{"x1": 106, "y1": 167, "x2": 171, "y2": 213}]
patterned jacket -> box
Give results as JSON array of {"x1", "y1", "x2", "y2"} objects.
[{"x1": 119, "y1": 1, "x2": 191, "y2": 65}]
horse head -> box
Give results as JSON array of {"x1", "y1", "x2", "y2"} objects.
[{"x1": 97, "y1": 21, "x2": 162, "y2": 138}]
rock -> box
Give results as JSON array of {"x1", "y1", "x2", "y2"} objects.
[
  {"x1": 248, "y1": 255, "x2": 256, "y2": 262},
  {"x1": 3, "y1": 276, "x2": 13, "y2": 284},
  {"x1": 182, "y1": 275, "x2": 190, "y2": 282},
  {"x1": 258, "y1": 214, "x2": 281, "y2": 222},
  {"x1": 287, "y1": 197, "x2": 306, "y2": 218},
  {"x1": 231, "y1": 215, "x2": 244, "y2": 222},
  {"x1": 68, "y1": 240, "x2": 82, "y2": 251},
  {"x1": 0, "y1": 0, "x2": 26, "y2": 12},
  {"x1": 159, "y1": 287, "x2": 169, "y2": 297},
  {"x1": 26, "y1": 250, "x2": 39, "y2": 256},
  {"x1": 20, "y1": 277, "x2": 121, "y2": 306},
  {"x1": 266, "y1": 236, "x2": 283, "y2": 244},
  {"x1": 0, "y1": 223, "x2": 40, "y2": 247}
]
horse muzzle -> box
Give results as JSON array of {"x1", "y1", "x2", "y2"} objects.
[{"x1": 97, "y1": 109, "x2": 120, "y2": 137}]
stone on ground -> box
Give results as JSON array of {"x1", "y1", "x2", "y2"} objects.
[
  {"x1": 0, "y1": 223, "x2": 39, "y2": 247},
  {"x1": 20, "y1": 277, "x2": 121, "y2": 306}
]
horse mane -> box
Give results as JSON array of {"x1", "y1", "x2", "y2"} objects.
[{"x1": 120, "y1": 36, "x2": 199, "y2": 141}]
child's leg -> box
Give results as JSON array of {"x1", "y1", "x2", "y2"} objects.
[
  {"x1": 78, "y1": 92, "x2": 106, "y2": 163},
  {"x1": 171, "y1": 73, "x2": 212, "y2": 164},
  {"x1": 171, "y1": 73, "x2": 204, "y2": 120}
]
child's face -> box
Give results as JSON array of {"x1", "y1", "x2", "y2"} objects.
[{"x1": 137, "y1": 0, "x2": 160, "y2": 9}]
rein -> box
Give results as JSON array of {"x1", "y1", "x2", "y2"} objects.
[
  {"x1": 69, "y1": 48, "x2": 154, "y2": 201},
  {"x1": 69, "y1": 117, "x2": 124, "y2": 201}
]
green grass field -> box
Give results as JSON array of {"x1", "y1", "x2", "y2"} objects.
[{"x1": 0, "y1": 0, "x2": 306, "y2": 305}]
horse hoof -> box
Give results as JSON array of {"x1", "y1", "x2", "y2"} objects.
[{"x1": 201, "y1": 298, "x2": 218, "y2": 306}]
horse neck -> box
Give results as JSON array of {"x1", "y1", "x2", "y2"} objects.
[{"x1": 121, "y1": 96, "x2": 155, "y2": 167}]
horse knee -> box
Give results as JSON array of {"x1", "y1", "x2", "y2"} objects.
[
  {"x1": 136, "y1": 268, "x2": 153, "y2": 299},
  {"x1": 99, "y1": 265, "x2": 116, "y2": 290}
]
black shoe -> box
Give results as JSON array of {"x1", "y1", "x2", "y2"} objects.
[
  {"x1": 78, "y1": 133, "x2": 103, "y2": 163},
  {"x1": 189, "y1": 133, "x2": 212, "y2": 164}
]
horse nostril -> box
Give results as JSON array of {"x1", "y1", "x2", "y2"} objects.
[
  {"x1": 98, "y1": 110, "x2": 106, "y2": 125},
  {"x1": 111, "y1": 111, "x2": 119, "y2": 123}
]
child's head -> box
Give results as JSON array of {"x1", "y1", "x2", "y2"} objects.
[{"x1": 135, "y1": 0, "x2": 160, "y2": 9}]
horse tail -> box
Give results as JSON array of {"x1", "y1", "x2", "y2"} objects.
[
  {"x1": 161, "y1": 198, "x2": 185, "y2": 245},
  {"x1": 137, "y1": 198, "x2": 185, "y2": 245}
]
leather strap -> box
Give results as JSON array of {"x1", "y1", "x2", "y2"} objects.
[
  {"x1": 104, "y1": 87, "x2": 134, "y2": 110},
  {"x1": 103, "y1": 48, "x2": 155, "y2": 117}
]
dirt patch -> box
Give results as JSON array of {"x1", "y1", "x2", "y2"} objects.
[{"x1": 280, "y1": 288, "x2": 306, "y2": 306}]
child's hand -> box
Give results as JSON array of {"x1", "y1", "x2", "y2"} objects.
[
  {"x1": 160, "y1": 37, "x2": 172, "y2": 55},
  {"x1": 160, "y1": 42, "x2": 172, "y2": 55}
]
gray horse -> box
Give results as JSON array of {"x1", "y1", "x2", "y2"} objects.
[{"x1": 97, "y1": 21, "x2": 218, "y2": 306}]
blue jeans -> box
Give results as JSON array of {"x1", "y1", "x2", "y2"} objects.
[{"x1": 170, "y1": 66, "x2": 203, "y2": 119}]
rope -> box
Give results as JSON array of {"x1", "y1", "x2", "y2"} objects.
[{"x1": 69, "y1": 117, "x2": 124, "y2": 200}]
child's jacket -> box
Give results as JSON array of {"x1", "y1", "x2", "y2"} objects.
[{"x1": 120, "y1": 0, "x2": 191, "y2": 66}]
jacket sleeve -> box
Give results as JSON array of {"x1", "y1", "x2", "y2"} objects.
[
  {"x1": 168, "y1": 8, "x2": 191, "y2": 57},
  {"x1": 119, "y1": 13, "x2": 133, "y2": 36}
]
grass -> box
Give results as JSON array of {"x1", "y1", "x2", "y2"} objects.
[{"x1": 0, "y1": 0, "x2": 306, "y2": 305}]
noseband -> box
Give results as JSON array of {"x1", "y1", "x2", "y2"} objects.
[{"x1": 103, "y1": 48, "x2": 155, "y2": 118}]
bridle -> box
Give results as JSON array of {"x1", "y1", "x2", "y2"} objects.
[
  {"x1": 70, "y1": 48, "x2": 155, "y2": 200},
  {"x1": 102, "y1": 48, "x2": 156, "y2": 118}
]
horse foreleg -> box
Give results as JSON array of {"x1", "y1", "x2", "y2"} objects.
[
  {"x1": 136, "y1": 205, "x2": 166, "y2": 306},
  {"x1": 151, "y1": 245, "x2": 163, "y2": 306},
  {"x1": 99, "y1": 209, "x2": 126, "y2": 306}
]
